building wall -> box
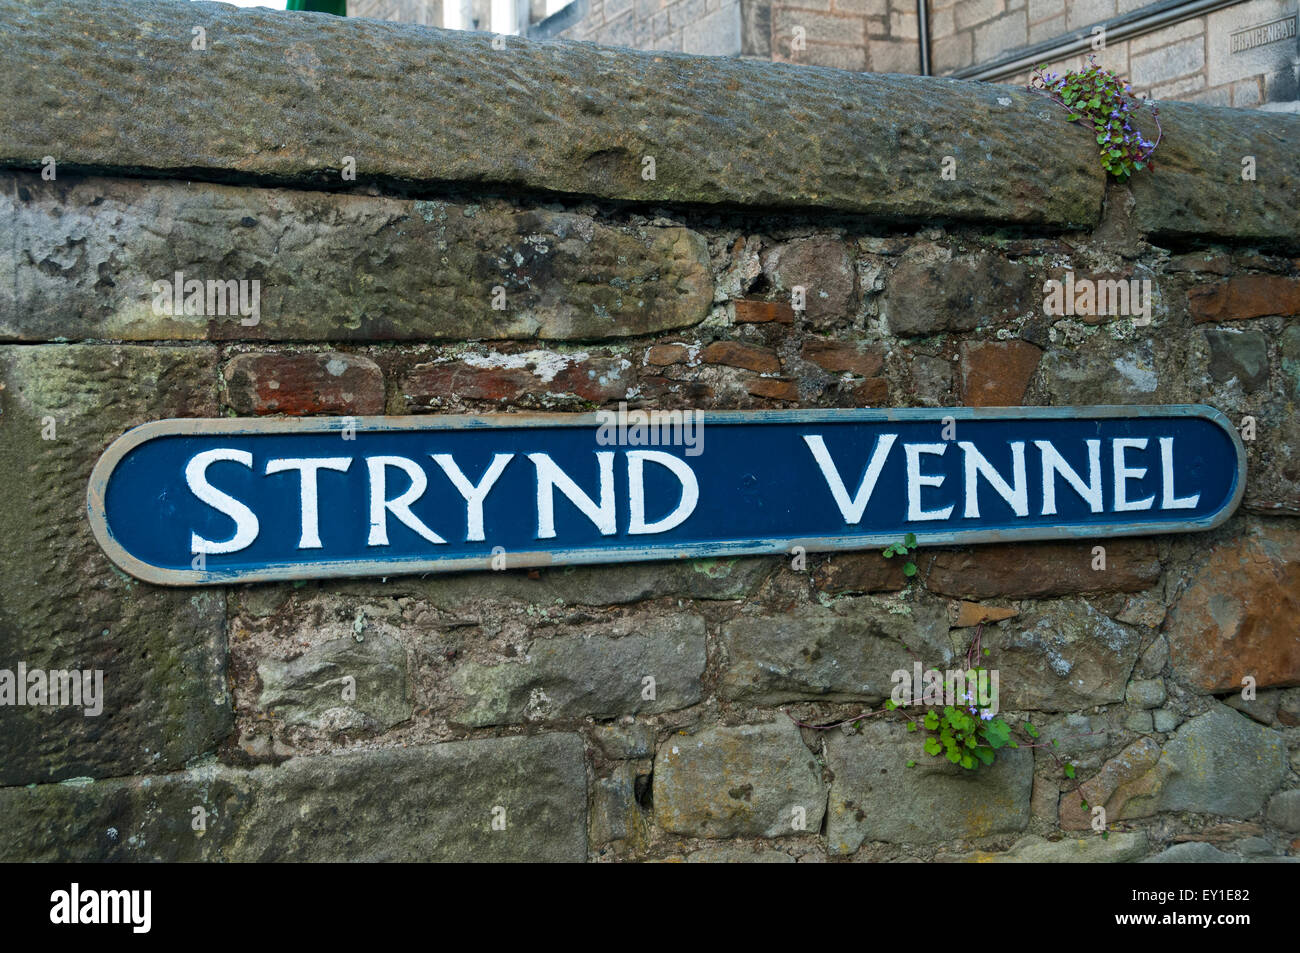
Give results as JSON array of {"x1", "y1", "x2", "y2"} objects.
[
  {"x1": 554, "y1": 0, "x2": 919, "y2": 69},
  {"x1": 350, "y1": 0, "x2": 443, "y2": 25},
  {"x1": 553, "y1": 0, "x2": 744, "y2": 55},
  {"x1": 934, "y1": 0, "x2": 1299, "y2": 110},
  {"x1": 764, "y1": 0, "x2": 920, "y2": 72}
]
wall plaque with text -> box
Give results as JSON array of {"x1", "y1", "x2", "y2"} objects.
[{"x1": 87, "y1": 406, "x2": 1245, "y2": 585}]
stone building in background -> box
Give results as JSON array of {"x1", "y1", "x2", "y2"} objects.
[{"x1": 353, "y1": 0, "x2": 1298, "y2": 110}]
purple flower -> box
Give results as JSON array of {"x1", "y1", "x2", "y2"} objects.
[{"x1": 980, "y1": 710, "x2": 995, "y2": 721}]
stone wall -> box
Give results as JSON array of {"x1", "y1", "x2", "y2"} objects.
[{"x1": 1, "y1": 0, "x2": 1299, "y2": 862}]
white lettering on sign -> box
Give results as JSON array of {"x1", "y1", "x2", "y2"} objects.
[
  {"x1": 1112, "y1": 438, "x2": 1154, "y2": 512},
  {"x1": 958, "y1": 440, "x2": 1027, "y2": 518},
  {"x1": 1035, "y1": 439, "x2": 1102, "y2": 515},
  {"x1": 265, "y1": 457, "x2": 352, "y2": 548},
  {"x1": 367, "y1": 456, "x2": 445, "y2": 545},
  {"x1": 530, "y1": 451, "x2": 617, "y2": 538},
  {"x1": 1160, "y1": 437, "x2": 1199, "y2": 510},
  {"x1": 431, "y1": 453, "x2": 514, "y2": 542},
  {"x1": 186, "y1": 448, "x2": 260, "y2": 554},
  {"x1": 627, "y1": 450, "x2": 699, "y2": 535},
  {"x1": 905, "y1": 442, "x2": 954, "y2": 522},
  {"x1": 807, "y1": 436, "x2": 1200, "y2": 523},
  {"x1": 802, "y1": 433, "x2": 896, "y2": 524},
  {"x1": 180, "y1": 434, "x2": 1205, "y2": 556},
  {"x1": 184, "y1": 449, "x2": 702, "y2": 554}
]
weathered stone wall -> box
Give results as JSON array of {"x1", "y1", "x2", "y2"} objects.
[{"x1": 1, "y1": 0, "x2": 1299, "y2": 862}]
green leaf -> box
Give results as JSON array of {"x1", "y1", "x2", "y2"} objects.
[
  {"x1": 906, "y1": 760, "x2": 916, "y2": 768},
  {"x1": 1064, "y1": 763, "x2": 1076, "y2": 780},
  {"x1": 1051, "y1": 738, "x2": 1059, "y2": 747},
  {"x1": 974, "y1": 747, "x2": 995, "y2": 766},
  {"x1": 924, "y1": 737, "x2": 942, "y2": 756},
  {"x1": 1025, "y1": 722, "x2": 1039, "y2": 739},
  {"x1": 923, "y1": 711, "x2": 939, "y2": 731},
  {"x1": 904, "y1": 532, "x2": 917, "y2": 548},
  {"x1": 983, "y1": 719, "x2": 1012, "y2": 750},
  {"x1": 907, "y1": 721, "x2": 917, "y2": 732},
  {"x1": 885, "y1": 698, "x2": 897, "y2": 711},
  {"x1": 960, "y1": 753, "x2": 975, "y2": 770},
  {"x1": 903, "y1": 562, "x2": 918, "y2": 577},
  {"x1": 946, "y1": 746, "x2": 961, "y2": 765}
]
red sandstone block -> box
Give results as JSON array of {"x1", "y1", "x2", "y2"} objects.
[
  {"x1": 702, "y1": 341, "x2": 781, "y2": 374},
  {"x1": 802, "y1": 339, "x2": 884, "y2": 377},
  {"x1": 1188, "y1": 274, "x2": 1300, "y2": 323},
  {"x1": 223, "y1": 351, "x2": 385, "y2": 415},
  {"x1": 734, "y1": 299, "x2": 796, "y2": 324},
  {"x1": 646, "y1": 344, "x2": 690, "y2": 366},
  {"x1": 960, "y1": 339, "x2": 1042, "y2": 407},
  {"x1": 746, "y1": 377, "x2": 799, "y2": 400}
]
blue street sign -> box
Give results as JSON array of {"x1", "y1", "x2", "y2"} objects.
[{"x1": 87, "y1": 406, "x2": 1245, "y2": 586}]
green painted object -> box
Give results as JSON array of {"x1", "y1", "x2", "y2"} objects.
[{"x1": 287, "y1": 0, "x2": 346, "y2": 15}]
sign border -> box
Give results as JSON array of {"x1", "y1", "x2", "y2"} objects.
[{"x1": 86, "y1": 405, "x2": 1246, "y2": 587}]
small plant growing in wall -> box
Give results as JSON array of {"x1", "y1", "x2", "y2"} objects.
[
  {"x1": 786, "y1": 634, "x2": 1098, "y2": 783},
  {"x1": 887, "y1": 686, "x2": 1014, "y2": 770},
  {"x1": 882, "y1": 532, "x2": 919, "y2": 579},
  {"x1": 1028, "y1": 56, "x2": 1160, "y2": 181}
]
